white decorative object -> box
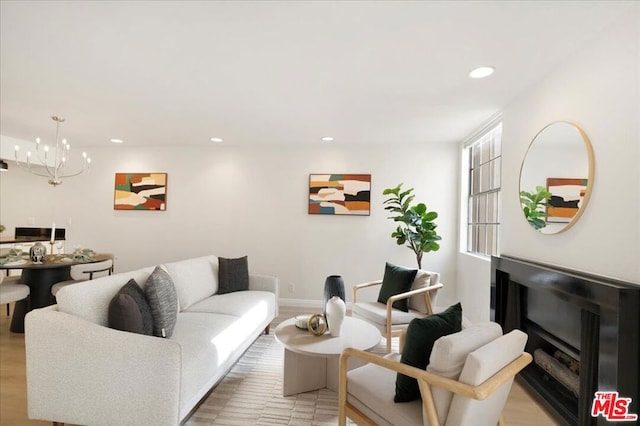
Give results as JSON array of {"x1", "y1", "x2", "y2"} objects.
[{"x1": 325, "y1": 296, "x2": 346, "y2": 337}]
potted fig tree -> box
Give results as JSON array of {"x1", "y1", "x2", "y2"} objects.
[{"x1": 382, "y1": 183, "x2": 441, "y2": 269}]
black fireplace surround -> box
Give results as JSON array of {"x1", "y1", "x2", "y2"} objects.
[{"x1": 491, "y1": 256, "x2": 639, "y2": 426}]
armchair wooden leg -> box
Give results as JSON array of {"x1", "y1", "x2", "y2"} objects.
[
  {"x1": 53, "y1": 422, "x2": 64, "y2": 426},
  {"x1": 264, "y1": 324, "x2": 270, "y2": 335}
]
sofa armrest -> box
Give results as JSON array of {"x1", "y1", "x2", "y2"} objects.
[
  {"x1": 249, "y1": 274, "x2": 279, "y2": 317},
  {"x1": 25, "y1": 306, "x2": 182, "y2": 426}
]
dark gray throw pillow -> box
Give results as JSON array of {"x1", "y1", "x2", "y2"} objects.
[
  {"x1": 394, "y1": 302, "x2": 463, "y2": 402},
  {"x1": 218, "y1": 256, "x2": 250, "y2": 294},
  {"x1": 377, "y1": 262, "x2": 418, "y2": 312},
  {"x1": 108, "y1": 279, "x2": 154, "y2": 335},
  {"x1": 144, "y1": 266, "x2": 178, "y2": 338}
]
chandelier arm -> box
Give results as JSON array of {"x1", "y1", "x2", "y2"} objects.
[{"x1": 57, "y1": 166, "x2": 90, "y2": 179}]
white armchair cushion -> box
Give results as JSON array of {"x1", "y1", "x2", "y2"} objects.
[
  {"x1": 426, "y1": 322, "x2": 503, "y2": 425},
  {"x1": 352, "y1": 301, "x2": 423, "y2": 326},
  {"x1": 445, "y1": 329, "x2": 528, "y2": 426},
  {"x1": 347, "y1": 356, "x2": 423, "y2": 426},
  {"x1": 409, "y1": 270, "x2": 440, "y2": 313}
]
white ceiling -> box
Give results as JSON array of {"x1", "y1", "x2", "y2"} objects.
[{"x1": 0, "y1": 1, "x2": 633, "y2": 148}]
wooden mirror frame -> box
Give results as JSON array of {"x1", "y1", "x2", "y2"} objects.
[{"x1": 519, "y1": 121, "x2": 595, "y2": 234}]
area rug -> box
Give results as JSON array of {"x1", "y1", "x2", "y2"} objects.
[{"x1": 186, "y1": 334, "x2": 388, "y2": 425}]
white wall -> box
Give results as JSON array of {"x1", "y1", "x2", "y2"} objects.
[
  {"x1": 0, "y1": 142, "x2": 460, "y2": 306},
  {"x1": 457, "y1": 10, "x2": 640, "y2": 323}
]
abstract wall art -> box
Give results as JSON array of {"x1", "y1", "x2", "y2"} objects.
[
  {"x1": 546, "y1": 177, "x2": 587, "y2": 223},
  {"x1": 309, "y1": 174, "x2": 371, "y2": 215},
  {"x1": 114, "y1": 173, "x2": 167, "y2": 211}
]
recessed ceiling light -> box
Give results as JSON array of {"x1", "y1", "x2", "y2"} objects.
[
  {"x1": 210, "y1": 137, "x2": 223, "y2": 143},
  {"x1": 321, "y1": 136, "x2": 334, "y2": 142},
  {"x1": 469, "y1": 66, "x2": 495, "y2": 79},
  {"x1": 110, "y1": 138, "x2": 124, "y2": 144}
]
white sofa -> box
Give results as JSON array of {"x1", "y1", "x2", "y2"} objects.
[{"x1": 24, "y1": 255, "x2": 279, "y2": 426}]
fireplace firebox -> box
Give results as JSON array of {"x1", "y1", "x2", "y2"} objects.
[{"x1": 491, "y1": 256, "x2": 639, "y2": 426}]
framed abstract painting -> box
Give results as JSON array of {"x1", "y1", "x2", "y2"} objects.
[
  {"x1": 546, "y1": 177, "x2": 587, "y2": 223},
  {"x1": 309, "y1": 174, "x2": 371, "y2": 215},
  {"x1": 114, "y1": 173, "x2": 168, "y2": 211}
]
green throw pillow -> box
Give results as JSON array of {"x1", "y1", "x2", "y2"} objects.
[
  {"x1": 394, "y1": 302, "x2": 463, "y2": 402},
  {"x1": 377, "y1": 262, "x2": 418, "y2": 312}
]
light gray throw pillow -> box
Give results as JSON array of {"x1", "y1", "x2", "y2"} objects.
[{"x1": 145, "y1": 266, "x2": 178, "y2": 338}]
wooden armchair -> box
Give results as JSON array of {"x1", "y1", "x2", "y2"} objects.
[
  {"x1": 338, "y1": 326, "x2": 532, "y2": 426},
  {"x1": 351, "y1": 270, "x2": 443, "y2": 352}
]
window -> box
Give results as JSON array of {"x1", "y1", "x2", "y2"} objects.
[{"x1": 464, "y1": 123, "x2": 502, "y2": 257}]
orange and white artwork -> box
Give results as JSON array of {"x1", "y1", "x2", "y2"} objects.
[{"x1": 114, "y1": 173, "x2": 167, "y2": 211}]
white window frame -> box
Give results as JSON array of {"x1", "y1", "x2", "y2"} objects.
[{"x1": 460, "y1": 119, "x2": 502, "y2": 257}]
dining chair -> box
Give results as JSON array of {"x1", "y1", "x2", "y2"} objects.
[
  {"x1": 351, "y1": 269, "x2": 443, "y2": 352},
  {"x1": 0, "y1": 275, "x2": 30, "y2": 318},
  {"x1": 51, "y1": 259, "x2": 114, "y2": 297}
]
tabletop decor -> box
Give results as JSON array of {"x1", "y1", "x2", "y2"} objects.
[
  {"x1": 0, "y1": 249, "x2": 26, "y2": 265},
  {"x1": 71, "y1": 247, "x2": 96, "y2": 262},
  {"x1": 322, "y1": 275, "x2": 345, "y2": 318},
  {"x1": 114, "y1": 172, "x2": 168, "y2": 211},
  {"x1": 13, "y1": 115, "x2": 91, "y2": 187},
  {"x1": 29, "y1": 242, "x2": 47, "y2": 264},
  {"x1": 325, "y1": 296, "x2": 346, "y2": 336},
  {"x1": 308, "y1": 174, "x2": 371, "y2": 215},
  {"x1": 307, "y1": 314, "x2": 327, "y2": 336}
]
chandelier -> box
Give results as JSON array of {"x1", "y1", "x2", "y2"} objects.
[{"x1": 14, "y1": 116, "x2": 91, "y2": 186}]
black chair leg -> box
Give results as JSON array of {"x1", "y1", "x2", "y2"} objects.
[{"x1": 5, "y1": 304, "x2": 9, "y2": 316}]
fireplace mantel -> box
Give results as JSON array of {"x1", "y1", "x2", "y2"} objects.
[{"x1": 491, "y1": 256, "x2": 639, "y2": 426}]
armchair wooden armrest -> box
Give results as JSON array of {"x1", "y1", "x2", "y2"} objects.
[
  {"x1": 353, "y1": 280, "x2": 383, "y2": 303},
  {"x1": 338, "y1": 347, "x2": 533, "y2": 426}
]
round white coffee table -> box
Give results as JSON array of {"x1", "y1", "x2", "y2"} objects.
[{"x1": 274, "y1": 316, "x2": 381, "y2": 396}]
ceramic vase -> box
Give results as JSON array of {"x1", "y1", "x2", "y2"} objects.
[
  {"x1": 323, "y1": 275, "x2": 345, "y2": 318},
  {"x1": 29, "y1": 242, "x2": 46, "y2": 264},
  {"x1": 325, "y1": 296, "x2": 346, "y2": 336}
]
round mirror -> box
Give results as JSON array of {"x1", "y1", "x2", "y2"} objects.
[{"x1": 519, "y1": 121, "x2": 594, "y2": 234}]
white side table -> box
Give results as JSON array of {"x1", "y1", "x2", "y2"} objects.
[{"x1": 274, "y1": 316, "x2": 381, "y2": 396}]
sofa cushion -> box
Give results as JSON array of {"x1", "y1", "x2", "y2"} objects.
[
  {"x1": 426, "y1": 322, "x2": 503, "y2": 425},
  {"x1": 163, "y1": 255, "x2": 218, "y2": 311},
  {"x1": 218, "y1": 256, "x2": 250, "y2": 294},
  {"x1": 108, "y1": 279, "x2": 154, "y2": 335},
  {"x1": 145, "y1": 266, "x2": 178, "y2": 338},
  {"x1": 172, "y1": 311, "x2": 273, "y2": 420},
  {"x1": 184, "y1": 290, "x2": 277, "y2": 321},
  {"x1": 377, "y1": 262, "x2": 418, "y2": 312},
  {"x1": 408, "y1": 270, "x2": 440, "y2": 314},
  {"x1": 395, "y1": 302, "x2": 462, "y2": 402}
]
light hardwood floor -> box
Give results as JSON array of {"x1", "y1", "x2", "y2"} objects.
[{"x1": 0, "y1": 304, "x2": 560, "y2": 425}]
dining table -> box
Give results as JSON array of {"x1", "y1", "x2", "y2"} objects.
[{"x1": 0, "y1": 252, "x2": 113, "y2": 333}]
